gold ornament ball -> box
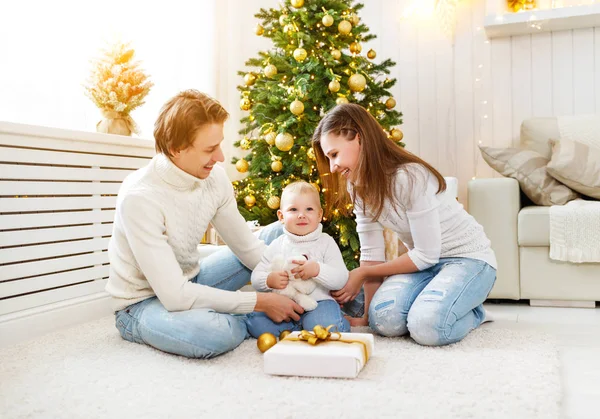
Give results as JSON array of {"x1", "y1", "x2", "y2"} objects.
[
  {"x1": 279, "y1": 14, "x2": 288, "y2": 26},
  {"x1": 290, "y1": 0, "x2": 304, "y2": 8},
  {"x1": 264, "y1": 64, "x2": 278, "y2": 78},
  {"x1": 367, "y1": 49, "x2": 377, "y2": 59},
  {"x1": 349, "y1": 42, "x2": 362, "y2": 54},
  {"x1": 328, "y1": 79, "x2": 341, "y2": 93},
  {"x1": 255, "y1": 24, "x2": 264, "y2": 36},
  {"x1": 293, "y1": 48, "x2": 308, "y2": 62},
  {"x1": 290, "y1": 99, "x2": 304, "y2": 116},
  {"x1": 284, "y1": 24, "x2": 295, "y2": 33},
  {"x1": 336, "y1": 97, "x2": 349, "y2": 105},
  {"x1": 310, "y1": 182, "x2": 320, "y2": 192},
  {"x1": 307, "y1": 147, "x2": 315, "y2": 160},
  {"x1": 275, "y1": 132, "x2": 294, "y2": 151},
  {"x1": 244, "y1": 73, "x2": 256, "y2": 86},
  {"x1": 240, "y1": 138, "x2": 251, "y2": 150},
  {"x1": 244, "y1": 194, "x2": 256, "y2": 208},
  {"x1": 348, "y1": 73, "x2": 367, "y2": 92},
  {"x1": 235, "y1": 159, "x2": 249, "y2": 173},
  {"x1": 322, "y1": 14, "x2": 334, "y2": 27},
  {"x1": 350, "y1": 14, "x2": 360, "y2": 26},
  {"x1": 331, "y1": 49, "x2": 341, "y2": 60},
  {"x1": 385, "y1": 97, "x2": 396, "y2": 109},
  {"x1": 391, "y1": 128, "x2": 404, "y2": 141},
  {"x1": 257, "y1": 332, "x2": 277, "y2": 352},
  {"x1": 279, "y1": 330, "x2": 292, "y2": 340},
  {"x1": 264, "y1": 132, "x2": 277, "y2": 146},
  {"x1": 338, "y1": 20, "x2": 352, "y2": 35},
  {"x1": 267, "y1": 196, "x2": 281, "y2": 210},
  {"x1": 240, "y1": 98, "x2": 251, "y2": 111},
  {"x1": 271, "y1": 160, "x2": 283, "y2": 172}
]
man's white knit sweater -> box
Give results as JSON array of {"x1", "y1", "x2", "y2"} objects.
[
  {"x1": 251, "y1": 224, "x2": 348, "y2": 301},
  {"x1": 354, "y1": 164, "x2": 497, "y2": 270},
  {"x1": 106, "y1": 153, "x2": 266, "y2": 313}
]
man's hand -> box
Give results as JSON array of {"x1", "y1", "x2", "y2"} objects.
[
  {"x1": 331, "y1": 267, "x2": 366, "y2": 304},
  {"x1": 290, "y1": 259, "x2": 320, "y2": 280},
  {"x1": 266, "y1": 271, "x2": 289, "y2": 289},
  {"x1": 255, "y1": 293, "x2": 304, "y2": 323}
]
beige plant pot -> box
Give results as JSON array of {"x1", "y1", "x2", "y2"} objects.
[{"x1": 96, "y1": 110, "x2": 136, "y2": 136}]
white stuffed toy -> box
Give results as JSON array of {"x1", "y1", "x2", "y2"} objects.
[{"x1": 270, "y1": 253, "x2": 318, "y2": 311}]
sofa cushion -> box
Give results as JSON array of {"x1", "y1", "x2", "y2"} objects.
[
  {"x1": 547, "y1": 138, "x2": 600, "y2": 200},
  {"x1": 479, "y1": 145, "x2": 580, "y2": 206},
  {"x1": 520, "y1": 117, "x2": 559, "y2": 159},
  {"x1": 518, "y1": 206, "x2": 550, "y2": 246}
]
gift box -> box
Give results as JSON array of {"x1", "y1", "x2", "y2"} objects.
[{"x1": 263, "y1": 330, "x2": 374, "y2": 379}]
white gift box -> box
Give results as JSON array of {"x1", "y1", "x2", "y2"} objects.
[{"x1": 263, "y1": 331, "x2": 374, "y2": 379}]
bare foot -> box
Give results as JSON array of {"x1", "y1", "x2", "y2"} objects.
[{"x1": 345, "y1": 316, "x2": 369, "y2": 327}]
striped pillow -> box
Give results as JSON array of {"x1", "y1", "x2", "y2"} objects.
[
  {"x1": 547, "y1": 138, "x2": 600, "y2": 200},
  {"x1": 479, "y1": 145, "x2": 579, "y2": 206}
]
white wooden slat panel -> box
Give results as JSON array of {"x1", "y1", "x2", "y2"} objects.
[
  {"x1": 0, "y1": 265, "x2": 109, "y2": 298},
  {"x1": 1, "y1": 196, "x2": 116, "y2": 212},
  {"x1": 0, "y1": 164, "x2": 131, "y2": 182},
  {"x1": 454, "y1": 1, "x2": 474, "y2": 204},
  {"x1": 491, "y1": 38, "x2": 512, "y2": 175},
  {"x1": 0, "y1": 223, "x2": 113, "y2": 247},
  {"x1": 0, "y1": 123, "x2": 155, "y2": 157},
  {"x1": 573, "y1": 28, "x2": 595, "y2": 114},
  {"x1": 436, "y1": 36, "x2": 455, "y2": 178},
  {"x1": 417, "y1": 22, "x2": 439, "y2": 168},
  {"x1": 0, "y1": 280, "x2": 108, "y2": 316},
  {"x1": 398, "y1": 19, "x2": 420, "y2": 157},
  {"x1": 0, "y1": 181, "x2": 121, "y2": 196},
  {"x1": 0, "y1": 237, "x2": 110, "y2": 264},
  {"x1": 552, "y1": 30, "x2": 574, "y2": 116},
  {"x1": 596, "y1": 27, "x2": 600, "y2": 112},
  {"x1": 531, "y1": 32, "x2": 553, "y2": 117},
  {"x1": 473, "y1": 0, "x2": 496, "y2": 181},
  {"x1": 511, "y1": 35, "x2": 533, "y2": 146},
  {"x1": 0, "y1": 147, "x2": 150, "y2": 169},
  {"x1": 0, "y1": 252, "x2": 108, "y2": 281},
  {"x1": 0, "y1": 210, "x2": 115, "y2": 230}
]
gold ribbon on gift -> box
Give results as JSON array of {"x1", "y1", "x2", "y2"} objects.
[{"x1": 283, "y1": 325, "x2": 371, "y2": 364}]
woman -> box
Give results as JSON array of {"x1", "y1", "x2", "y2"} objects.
[{"x1": 311, "y1": 103, "x2": 497, "y2": 346}]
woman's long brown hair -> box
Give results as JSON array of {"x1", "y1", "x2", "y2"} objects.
[{"x1": 312, "y1": 103, "x2": 446, "y2": 220}]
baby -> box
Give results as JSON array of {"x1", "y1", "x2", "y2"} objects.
[{"x1": 246, "y1": 181, "x2": 350, "y2": 338}]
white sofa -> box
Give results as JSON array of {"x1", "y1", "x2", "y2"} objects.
[{"x1": 468, "y1": 117, "x2": 600, "y2": 307}]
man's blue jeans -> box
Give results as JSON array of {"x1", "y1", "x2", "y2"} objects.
[{"x1": 114, "y1": 222, "x2": 284, "y2": 359}]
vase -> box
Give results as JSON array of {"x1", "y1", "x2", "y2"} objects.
[{"x1": 96, "y1": 109, "x2": 136, "y2": 136}]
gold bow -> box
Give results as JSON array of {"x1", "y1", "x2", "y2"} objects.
[{"x1": 284, "y1": 325, "x2": 370, "y2": 363}]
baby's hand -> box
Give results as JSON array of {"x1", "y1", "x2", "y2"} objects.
[
  {"x1": 267, "y1": 271, "x2": 289, "y2": 289},
  {"x1": 291, "y1": 259, "x2": 320, "y2": 280}
]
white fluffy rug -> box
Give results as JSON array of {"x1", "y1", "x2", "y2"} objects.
[{"x1": 0, "y1": 317, "x2": 561, "y2": 419}]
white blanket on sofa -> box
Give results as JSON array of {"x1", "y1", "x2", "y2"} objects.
[{"x1": 549, "y1": 199, "x2": 600, "y2": 263}]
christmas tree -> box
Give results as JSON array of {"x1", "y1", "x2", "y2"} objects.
[{"x1": 232, "y1": 0, "x2": 404, "y2": 269}]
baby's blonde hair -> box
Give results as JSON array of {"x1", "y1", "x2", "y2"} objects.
[{"x1": 280, "y1": 181, "x2": 320, "y2": 207}]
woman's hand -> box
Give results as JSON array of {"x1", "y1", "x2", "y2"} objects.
[
  {"x1": 331, "y1": 267, "x2": 366, "y2": 304},
  {"x1": 290, "y1": 259, "x2": 320, "y2": 280}
]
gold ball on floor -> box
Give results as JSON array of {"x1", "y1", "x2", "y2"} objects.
[
  {"x1": 279, "y1": 330, "x2": 292, "y2": 340},
  {"x1": 257, "y1": 332, "x2": 277, "y2": 353}
]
